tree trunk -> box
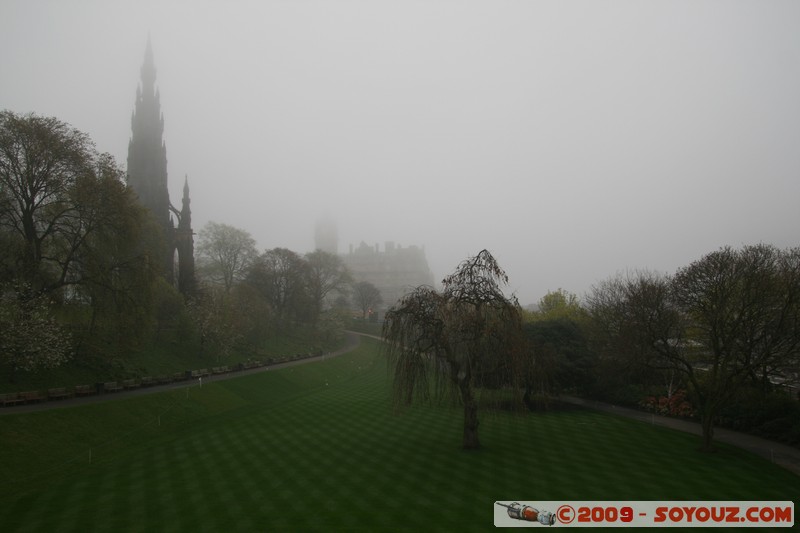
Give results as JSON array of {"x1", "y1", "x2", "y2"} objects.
[
  {"x1": 523, "y1": 383, "x2": 532, "y2": 411},
  {"x1": 696, "y1": 391, "x2": 725, "y2": 452},
  {"x1": 459, "y1": 379, "x2": 480, "y2": 450},
  {"x1": 700, "y1": 414, "x2": 715, "y2": 452}
]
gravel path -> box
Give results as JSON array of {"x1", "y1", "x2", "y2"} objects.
[
  {"x1": 0, "y1": 331, "x2": 361, "y2": 416},
  {"x1": 559, "y1": 395, "x2": 800, "y2": 476}
]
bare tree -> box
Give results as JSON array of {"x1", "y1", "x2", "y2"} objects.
[
  {"x1": 196, "y1": 222, "x2": 257, "y2": 293},
  {"x1": 247, "y1": 247, "x2": 309, "y2": 322},
  {"x1": 672, "y1": 245, "x2": 800, "y2": 451},
  {"x1": 351, "y1": 280, "x2": 382, "y2": 319},
  {"x1": 382, "y1": 250, "x2": 524, "y2": 449},
  {"x1": 587, "y1": 270, "x2": 687, "y2": 407},
  {"x1": 587, "y1": 246, "x2": 800, "y2": 452}
]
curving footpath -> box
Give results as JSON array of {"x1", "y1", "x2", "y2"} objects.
[
  {"x1": 559, "y1": 395, "x2": 800, "y2": 477},
  {"x1": 0, "y1": 331, "x2": 362, "y2": 416},
  {"x1": 360, "y1": 332, "x2": 800, "y2": 477}
]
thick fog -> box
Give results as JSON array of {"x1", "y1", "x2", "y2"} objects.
[{"x1": 2, "y1": 0, "x2": 799, "y2": 305}]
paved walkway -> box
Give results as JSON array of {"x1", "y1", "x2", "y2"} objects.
[
  {"x1": 0, "y1": 332, "x2": 361, "y2": 416},
  {"x1": 559, "y1": 395, "x2": 800, "y2": 477},
  {"x1": 367, "y1": 330, "x2": 800, "y2": 476},
  {"x1": 358, "y1": 332, "x2": 800, "y2": 477}
]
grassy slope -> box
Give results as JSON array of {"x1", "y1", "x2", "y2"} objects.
[
  {"x1": 0, "y1": 327, "x2": 343, "y2": 393},
  {"x1": 0, "y1": 338, "x2": 797, "y2": 532}
]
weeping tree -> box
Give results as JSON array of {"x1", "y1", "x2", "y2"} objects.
[{"x1": 382, "y1": 250, "x2": 525, "y2": 449}]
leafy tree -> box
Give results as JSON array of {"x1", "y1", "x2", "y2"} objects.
[
  {"x1": 72, "y1": 177, "x2": 162, "y2": 349},
  {"x1": 0, "y1": 111, "x2": 151, "y2": 296},
  {"x1": 522, "y1": 318, "x2": 593, "y2": 402},
  {"x1": 0, "y1": 111, "x2": 161, "y2": 359},
  {"x1": 304, "y1": 250, "x2": 351, "y2": 326},
  {"x1": 0, "y1": 111, "x2": 94, "y2": 289},
  {"x1": 382, "y1": 250, "x2": 524, "y2": 449},
  {"x1": 522, "y1": 289, "x2": 592, "y2": 404},
  {"x1": 196, "y1": 221, "x2": 257, "y2": 293},
  {"x1": 351, "y1": 280, "x2": 382, "y2": 319},
  {"x1": 536, "y1": 288, "x2": 582, "y2": 319}
]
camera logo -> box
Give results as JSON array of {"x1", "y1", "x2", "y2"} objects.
[{"x1": 496, "y1": 501, "x2": 556, "y2": 526}]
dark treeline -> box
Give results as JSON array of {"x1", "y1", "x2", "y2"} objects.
[
  {"x1": 380, "y1": 247, "x2": 800, "y2": 451},
  {"x1": 192, "y1": 225, "x2": 357, "y2": 361},
  {"x1": 0, "y1": 111, "x2": 379, "y2": 383},
  {"x1": 527, "y1": 245, "x2": 800, "y2": 450},
  {"x1": 3, "y1": 111, "x2": 799, "y2": 451}
]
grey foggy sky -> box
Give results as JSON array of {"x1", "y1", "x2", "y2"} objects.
[{"x1": 2, "y1": 0, "x2": 799, "y2": 305}]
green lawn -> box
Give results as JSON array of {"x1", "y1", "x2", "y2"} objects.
[{"x1": 0, "y1": 337, "x2": 797, "y2": 532}]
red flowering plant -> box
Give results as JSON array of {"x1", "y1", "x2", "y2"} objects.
[{"x1": 639, "y1": 389, "x2": 694, "y2": 418}]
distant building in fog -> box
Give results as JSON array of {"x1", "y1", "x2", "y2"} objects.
[
  {"x1": 313, "y1": 216, "x2": 434, "y2": 313},
  {"x1": 314, "y1": 215, "x2": 338, "y2": 255},
  {"x1": 343, "y1": 241, "x2": 435, "y2": 313}
]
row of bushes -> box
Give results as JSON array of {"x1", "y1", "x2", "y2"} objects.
[
  {"x1": 717, "y1": 390, "x2": 800, "y2": 446},
  {"x1": 590, "y1": 382, "x2": 800, "y2": 447}
]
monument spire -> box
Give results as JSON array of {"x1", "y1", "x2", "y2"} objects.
[
  {"x1": 127, "y1": 36, "x2": 169, "y2": 227},
  {"x1": 126, "y1": 37, "x2": 195, "y2": 293}
]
